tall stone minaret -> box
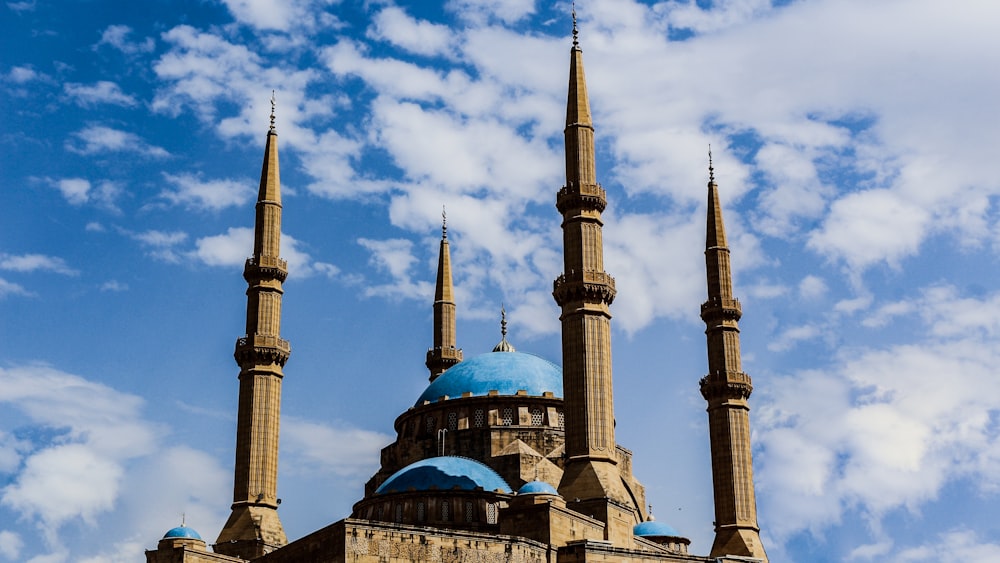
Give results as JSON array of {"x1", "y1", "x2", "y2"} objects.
[
  {"x1": 426, "y1": 210, "x2": 462, "y2": 381},
  {"x1": 216, "y1": 95, "x2": 289, "y2": 560},
  {"x1": 553, "y1": 14, "x2": 633, "y2": 542},
  {"x1": 700, "y1": 153, "x2": 768, "y2": 562}
]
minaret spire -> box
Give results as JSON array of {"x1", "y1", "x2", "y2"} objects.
[
  {"x1": 553, "y1": 13, "x2": 635, "y2": 543},
  {"x1": 216, "y1": 96, "x2": 289, "y2": 559},
  {"x1": 492, "y1": 304, "x2": 515, "y2": 352},
  {"x1": 700, "y1": 156, "x2": 768, "y2": 561},
  {"x1": 426, "y1": 207, "x2": 463, "y2": 380}
]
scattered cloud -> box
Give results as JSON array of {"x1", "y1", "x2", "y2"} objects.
[
  {"x1": 65, "y1": 125, "x2": 169, "y2": 157},
  {"x1": 0, "y1": 254, "x2": 78, "y2": 276},
  {"x1": 161, "y1": 173, "x2": 254, "y2": 211},
  {"x1": 282, "y1": 417, "x2": 390, "y2": 478},
  {"x1": 99, "y1": 280, "x2": 128, "y2": 292},
  {"x1": 0, "y1": 530, "x2": 23, "y2": 560},
  {"x1": 64, "y1": 81, "x2": 138, "y2": 107},
  {"x1": 94, "y1": 24, "x2": 155, "y2": 55},
  {"x1": 48, "y1": 177, "x2": 122, "y2": 210},
  {"x1": 6, "y1": 0, "x2": 35, "y2": 14},
  {"x1": 219, "y1": 0, "x2": 340, "y2": 34},
  {"x1": 367, "y1": 6, "x2": 455, "y2": 58},
  {"x1": 0, "y1": 278, "x2": 30, "y2": 299}
]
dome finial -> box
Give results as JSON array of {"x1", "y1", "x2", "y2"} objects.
[
  {"x1": 492, "y1": 304, "x2": 516, "y2": 352},
  {"x1": 708, "y1": 144, "x2": 715, "y2": 183},
  {"x1": 442, "y1": 205, "x2": 447, "y2": 239},
  {"x1": 648, "y1": 504, "x2": 655, "y2": 521},
  {"x1": 269, "y1": 90, "x2": 276, "y2": 132},
  {"x1": 572, "y1": 2, "x2": 579, "y2": 48}
]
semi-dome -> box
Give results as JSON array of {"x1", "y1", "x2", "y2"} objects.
[
  {"x1": 517, "y1": 480, "x2": 559, "y2": 495},
  {"x1": 416, "y1": 352, "x2": 562, "y2": 405},
  {"x1": 375, "y1": 456, "x2": 512, "y2": 495},
  {"x1": 633, "y1": 519, "x2": 681, "y2": 538},
  {"x1": 163, "y1": 525, "x2": 202, "y2": 540}
]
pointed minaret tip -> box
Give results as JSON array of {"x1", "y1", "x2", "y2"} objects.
[
  {"x1": 708, "y1": 144, "x2": 715, "y2": 184},
  {"x1": 441, "y1": 205, "x2": 447, "y2": 240}
]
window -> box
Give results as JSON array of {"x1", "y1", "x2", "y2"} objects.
[
  {"x1": 426, "y1": 416, "x2": 435, "y2": 433},
  {"x1": 531, "y1": 408, "x2": 543, "y2": 425},
  {"x1": 416, "y1": 502, "x2": 425, "y2": 522},
  {"x1": 442, "y1": 501, "x2": 450, "y2": 521},
  {"x1": 394, "y1": 503, "x2": 403, "y2": 523},
  {"x1": 558, "y1": 411, "x2": 565, "y2": 429},
  {"x1": 474, "y1": 409, "x2": 484, "y2": 428},
  {"x1": 486, "y1": 503, "x2": 498, "y2": 524},
  {"x1": 448, "y1": 412, "x2": 457, "y2": 431},
  {"x1": 465, "y1": 501, "x2": 474, "y2": 522},
  {"x1": 501, "y1": 408, "x2": 513, "y2": 426}
]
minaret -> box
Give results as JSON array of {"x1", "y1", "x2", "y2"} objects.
[
  {"x1": 216, "y1": 94, "x2": 289, "y2": 559},
  {"x1": 552, "y1": 12, "x2": 633, "y2": 541},
  {"x1": 700, "y1": 151, "x2": 768, "y2": 562},
  {"x1": 426, "y1": 209, "x2": 462, "y2": 380}
]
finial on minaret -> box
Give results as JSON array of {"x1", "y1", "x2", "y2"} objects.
[
  {"x1": 269, "y1": 90, "x2": 276, "y2": 132},
  {"x1": 492, "y1": 304, "x2": 516, "y2": 352},
  {"x1": 708, "y1": 144, "x2": 715, "y2": 183},
  {"x1": 572, "y1": 2, "x2": 579, "y2": 48},
  {"x1": 442, "y1": 206, "x2": 447, "y2": 239},
  {"x1": 500, "y1": 304, "x2": 508, "y2": 338}
]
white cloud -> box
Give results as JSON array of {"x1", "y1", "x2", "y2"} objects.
[
  {"x1": 756, "y1": 286, "x2": 1000, "y2": 546},
  {"x1": 6, "y1": 1, "x2": 35, "y2": 14},
  {"x1": 161, "y1": 173, "x2": 254, "y2": 211},
  {"x1": 0, "y1": 254, "x2": 77, "y2": 276},
  {"x1": 446, "y1": 0, "x2": 536, "y2": 25},
  {"x1": 99, "y1": 280, "x2": 128, "y2": 292},
  {"x1": 63, "y1": 81, "x2": 137, "y2": 107},
  {"x1": 0, "y1": 278, "x2": 31, "y2": 299},
  {"x1": 94, "y1": 25, "x2": 155, "y2": 55},
  {"x1": 190, "y1": 227, "x2": 252, "y2": 267},
  {"x1": 367, "y1": 7, "x2": 455, "y2": 58},
  {"x1": 128, "y1": 230, "x2": 188, "y2": 262},
  {"x1": 220, "y1": 0, "x2": 339, "y2": 34},
  {"x1": 65, "y1": 125, "x2": 169, "y2": 157},
  {"x1": 767, "y1": 323, "x2": 822, "y2": 352},
  {"x1": 0, "y1": 530, "x2": 23, "y2": 560},
  {"x1": 282, "y1": 417, "x2": 390, "y2": 479},
  {"x1": 896, "y1": 529, "x2": 1000, "y2": 562},
  {"x1": 357, "y1": 237, "x2": 431, "y2": 300},
  {"x1": 798, "y1": 275, "x2": 828, "y2": 299},
  {"x1": 48, "y1": 177, "x2": 122, "y2": 210},
  {"x1": 0, "y1": 365, "x2": 156, "y2": 540}
]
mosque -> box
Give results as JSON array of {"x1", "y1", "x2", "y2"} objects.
[{"x1": 144, "y1": 20, "x2": 769, "y2": 563}]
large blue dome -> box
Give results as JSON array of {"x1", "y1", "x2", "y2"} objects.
[
  {"x1": 375, "y1": 456, "x2": 512, "y2": 494},
  {"x1": 416, "y1": 352, "x2": 562, "y2": 406}
]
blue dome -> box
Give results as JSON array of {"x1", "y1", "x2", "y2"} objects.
[
  {"x1": 163, "y1": 526, "x2": 202, "y2": 540},
  {"x1": 517, "y1": 480, "x2": 559, "y2": 495},
  {"x1": 633, "y1": 520, "x2": 682, "y2": 538},
  {"x1": 375, "y1": 456, "x2": 512, "y2": 494},
  {"x1": 416, "y1": 352, "x2": 562, "y2": 405}
]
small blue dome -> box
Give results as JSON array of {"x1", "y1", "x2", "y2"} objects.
[
  {"x1": 163, "y1": 526, "x2": 202, "y2": 540},
  {"x1": 517, "y1": 480, "x2": 559, "y2": 495},
  {"x1": 633, "y1": 520, "x2": 682, "y2": 538},
  {"x1": 416, "y1": 352, "x2": 562, "y2": 405},
  {"x1": 375, "y1": 456, "x2": 512, "y2": 494}
]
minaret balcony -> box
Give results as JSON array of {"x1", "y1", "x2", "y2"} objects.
[
  {"x1": 700, "y1": 297, "x2": 742, "y2": 321},
  {"x1": 556, "y1": 182, "x2": 607, "y2": 213},
  {"x1": 553, "y1": 269, "x2": 616, "y2": 305},
  {"x1": 699, "y1": 371, "x2": 753, "y2": 401},
  {"x1": 234, "y1": 334, "x2": 291, "y2": 366},
  {"x1": 244, "y1": 255, "x2": 288, "y2": 282}
]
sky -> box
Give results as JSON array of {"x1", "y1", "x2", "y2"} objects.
[{"x1": 2, "y1": 0, "x2": 1000, "y2": 561}]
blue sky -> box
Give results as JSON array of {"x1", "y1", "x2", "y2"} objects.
[{"x1": 2, "y1": 0, "x2": 1000, "y2": 560}]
